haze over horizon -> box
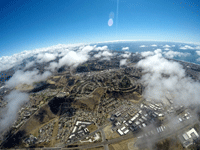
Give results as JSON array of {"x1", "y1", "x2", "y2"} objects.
[{"x1": 1, "y1": 0, "x2": 200, "y2": 56}]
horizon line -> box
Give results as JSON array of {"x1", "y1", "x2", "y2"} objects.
[{"x1": 1, "y1": 39, "x2": 200, "y2": 58}]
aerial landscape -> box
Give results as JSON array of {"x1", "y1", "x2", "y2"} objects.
[{"x1": 0, "y1": 0, "x2": 200, "y2": 150}]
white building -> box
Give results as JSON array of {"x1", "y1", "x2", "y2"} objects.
[
  {"x1": 179, "y1": 128, "x2": 199, "y2": 148},
  {"x1": 117, "y1": 129, "x2": 124, "y2": 136}
]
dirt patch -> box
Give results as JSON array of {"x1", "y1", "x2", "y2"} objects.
[
  {"x1": 109, "y1": 137, "x2": 137, "y2": 150},
  {"x1": 50, "y1": 118, "x2": 59, "y2": 146},
  {"x1": 83, "y1": 146, "x2": 104, "y2": 150},
  {"x1": 154, "y1": 137, "x2": 184, "y2": 150},
  {"x1": 103, "y1": 124, "x2": 120, "y2": 140},
  {"x1": 15, "y1": 84, "x2": 34, "y2": 92},
  {"x1": 87, "y1": 123, "x2": 98, "y2": 133}
]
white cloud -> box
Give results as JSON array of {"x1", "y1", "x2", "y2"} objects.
[
  {"x1": 196, "y1": 58, "x2": 200, "y2": 62},
  {"x1": 0, "y1": 52, "x2": 31, "y2": 72},
  {"x1": 180, "y1": 45, "x2": 195, "y2": 50},
  {"x1": 0, "y1": 44, "x2": 85, "y2": 72},
  {"x1": 141, "y1": 49, "x2": 190, "y2": 59},
  {"x1": 94, "y1": 52, "x2": 102, "y2": 58},
  {"x1": 37, "y1": 53, "x2": 57, "y2": 63},
  {"x1": 196, "y1": 51, "x2": 200, "y2": 56},
  {"x1": 0, "y1": 90, "x2": 29, "y2": 132},
  {"x1": 80, "y1": 45, "x2": 96, "y2": 53},
  {"x1": 59, "y1": 51, "x2": 89, "y2": 68},
  {"x1": 164, "y1": 48, "x2": 170, "y2": 51},
  {"x1": 24, "y1": 61, "x2": 35, "y2": 70},
  {"x1": 151, "y1": 44, "x2": 157, "y2": 47},
  {"x1": 101, "y1": 51, "x2": 113, "y2": 57},
  {"x1": 45, "y1": 62, "x2": 59, "y2": 72},
  {"x1": 93, "y1": 46, "x2": 113, "y2": 58},
  {"x1": 172, "y1": 45, "x2": 175, "y2": 47},
  {"x1": 95, "y1": 46, "x2": 108, "y2": 51},
  {"x1": 93, "y1": 50, "x2": 115, "y2": 61},
  {"x1": 163, "y1": 50, "x2": 190, "y2": 58},
  {"x1": 163, "y1": 45, "x2": 171, "y2": 48},
  {"x1": 6, "y1": 69, "x2": 52, "y2": 88},
  {"x1": 141, "y1": 49, "x2": 162, "y2": 58},
  {"x1": 140, "y1": 45, "x2": 147, "y2": 48},
  {"x1": 137, "y1": 53, "x2": 200, "y2": 106},
  {"x1": 120, "y1": 59, "x2": 127, "y2": 66},
  {"x1": 141, "y1": 51, "x2": 154, "y2": 57},
  {"x1": 43, "y1": 45, "x2": 92, "y2": 71},
  {"x1": 121, "y1": 52, "x2": 131, "y2": 58},
  {"x1": 154, "y1": 49, "x2": 162, "y2": 54},
  {"x1": 122, "y1": 47, "x2": 129, "y2": 50}
]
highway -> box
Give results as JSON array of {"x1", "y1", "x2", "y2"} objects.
[{"x1": 62, "y1": 133, "x2": 135, "y2": 149}]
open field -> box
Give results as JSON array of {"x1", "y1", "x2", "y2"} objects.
[
  {"x1": 109, "y1": 137, "x2": 137, "y2": 150},
  {"x1": 103, "y1": 124, "x2": 120, "y2": 140},
  {"x1": 87, "y1": 123, "x2": 98, "y2": 133},
  {"x1": 83, "y1": 146, "x2": 104, "y2": 150}
]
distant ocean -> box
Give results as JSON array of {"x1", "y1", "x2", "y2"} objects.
[{"x1": 94, "y1": 41, "x2": 200, "y2": 65}]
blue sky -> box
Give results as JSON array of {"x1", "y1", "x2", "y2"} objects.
[{"x1": 0, "y1": 0, "x2": 200, "y2": 56}]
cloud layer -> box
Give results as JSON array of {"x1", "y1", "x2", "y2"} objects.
[
  {"x1": 137, "y1": 53, "x2": 200, "y2": 106},
  {"x1": 0, "y1": 90, "x2": 29, "y2": 133},
  {"x1": 6, "y1": 70, "x2": 52, "y2": 88},
  {"x1": 120, "y1": 59, "x2": 127, "y2": 66},
  {"x1": 122, "y1": 47, "x2": 129, "y2": 50},
  {"x1": 140, "y1": 49, "x2": 190, "y2": 59}
]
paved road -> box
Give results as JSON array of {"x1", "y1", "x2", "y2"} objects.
[
  {"x1": 63, "y1": 133, "x2": 135, "y2": 149},
  {"x1": 100, "y1": 129, "x2": 109, "y2": 150},
  {"x1": 104, "y1": 144, "x2": 109, "y2": 150}
]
